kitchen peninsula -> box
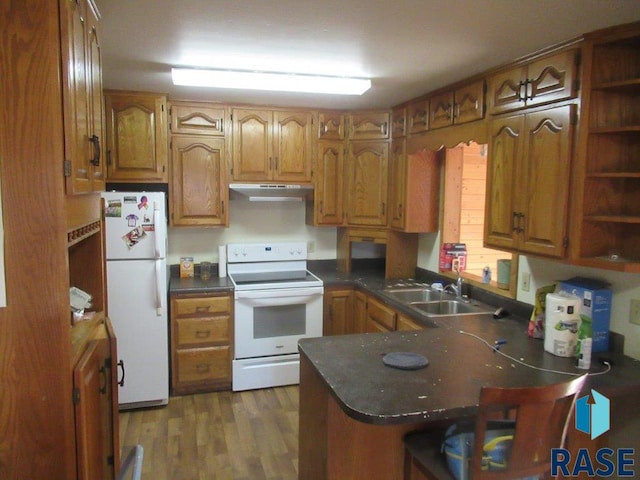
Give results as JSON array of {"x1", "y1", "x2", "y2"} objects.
[{"x1": 298, "y1": 312, "x2": 640, "y2": 480}]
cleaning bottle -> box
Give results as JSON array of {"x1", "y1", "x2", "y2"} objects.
[{"x1": 576, "y1": 314, "x2": 593, "y2": 370}]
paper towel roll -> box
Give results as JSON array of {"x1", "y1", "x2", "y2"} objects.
[{"x1": 218, "y1": 245, "x2": 227, "y2": 277}]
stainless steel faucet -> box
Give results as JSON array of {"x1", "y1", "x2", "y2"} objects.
[{"x1": 444, "y1": 260, "x2": 464, "y2": 298}]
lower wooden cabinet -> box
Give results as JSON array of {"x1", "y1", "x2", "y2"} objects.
[
  {"x1": 170, "y1": 292, "x2": 233, "y2": 395},
  {"x1": 324, "y1": 287, "x2": 427, "y2": 336},
  {"x1": 366, "y1": 296, "x2": 397, "y2": 332},
  {"x1": 324, "y1": 288, "x2": 354, "y2": 335},
  {"x1": 73, "y1": 317, "x2": 119, "y2": 480}
]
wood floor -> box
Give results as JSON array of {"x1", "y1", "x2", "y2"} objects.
[{"x1": 119, "y1": 386, "x2": 300, "y2": 480}]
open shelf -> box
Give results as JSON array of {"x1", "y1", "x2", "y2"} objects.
[{"x1": 574, "y1": 25, "x2": 640, "y2": 272}]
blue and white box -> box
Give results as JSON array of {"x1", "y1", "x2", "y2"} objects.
[{"x1": 559, "y1": 277, "x2": 611, "y2": 353}]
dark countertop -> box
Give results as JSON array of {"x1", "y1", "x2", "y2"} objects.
[{"x1": 299, "y1": 312, "x2": 640, "y2": 426}]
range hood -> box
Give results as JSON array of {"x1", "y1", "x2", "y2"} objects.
[{"x1": 229, "y1": 183, "x2": 313, "y2": 202}]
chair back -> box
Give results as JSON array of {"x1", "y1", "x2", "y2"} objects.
[{"x1": 471, "y1": 374, "x2": 587, "y2": 480}]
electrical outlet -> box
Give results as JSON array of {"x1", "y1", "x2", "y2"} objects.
[
  {"x1": 521, "y1": 272, "x2": 531, "y2": 292},
  {"x1": 307, "y1": 241, "x2": 315, "y2": 253},
  {"x1": 630, "y1": 299, "x2": 640, "y2": 325}
]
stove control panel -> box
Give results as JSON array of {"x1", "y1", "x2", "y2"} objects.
[{"x1": 227, "y1": 242, "x2": 308, "y2": 263}]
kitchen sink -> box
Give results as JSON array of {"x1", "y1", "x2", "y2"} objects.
[
  {"x1": 380, "y1": 287, "x2": 441, "y2": 303},
  {"x1": 409, "y1": 299, "x2": 493, "y2": 317}
]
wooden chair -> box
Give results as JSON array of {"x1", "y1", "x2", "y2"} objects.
[{"x1": 404, "y1": 374, "x2": 588, "y2": 480}]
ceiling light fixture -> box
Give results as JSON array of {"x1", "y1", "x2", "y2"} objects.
[{"x1": 171, "y1": 68, "x2": 371, "y2": 95}]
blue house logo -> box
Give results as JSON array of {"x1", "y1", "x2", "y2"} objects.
[{"x1": 575, "y1": 389, "x2": 610, "y2": 440}]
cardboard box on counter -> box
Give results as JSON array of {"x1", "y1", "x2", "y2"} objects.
[
  {"x1": 439, "y1": 243, "x2": 467, "y2": 272},
  {"x1": 559, "y1": 277, "x2": 611, "y2": 353}
]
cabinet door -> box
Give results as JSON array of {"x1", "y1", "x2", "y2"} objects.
[
  {"x1": 526, "y1": 50, "x2": 578, "y2": 109},
  {"x1": 324, "y1": 289, "x2": 353, "y2": 336},
  {"x1": 487, "y1": 66, "x2": 527, "y2": 115},
  {"x1": 105, "y1": 92, "x2": 168, "y2": 182},
  {"x1": 397, "y1": 314, "x2": 424, "y2": 331},
  {"x1": 231, "y1": 108, "x2": 272, "y2": 180},
  {"x1": 366, "y1": 296, "x2": 396, "y2": 331},
  {"x1": 86, "y1": 1, "x2": 105, "y2": 192},
  {"x1": 389, "y1": 140, "x2": 407, "y2": 229},
  {"x1": 518, "y1": 105, "x2": 573, "y2": 257},
  {"x1": 455, "y1": 80, "x2": 485, "y2": 125},
  {"x1": 429, "y1": 91, "x2": 455, "y2": 129},
  {"x1": 353, "y1": 291, "x2": 367, "y2": 334},
  {"x1": 347, "y1": 112, "x2": 390, "y2": 140},
  {"x1": 170, "y1": 102, "x2": 226, "y2": 136},
  {"x1": 408, "y1": 99, "x2": 430, "y2": 134},
  {"x1": 485, "y1": 115, "x2": 523, "y2": 251},
  {"x1": 315, "y1": 141, "x2": 345, "y2": 225},
  {"x1": 60, "y1": 0, "x2": 91, "y2": 194},
  {"x1": 273, "y1": 110, "x2": 313, "y2": 182},
  {"x1": 346, "y1": 141, "x2": 389, "y2": 226},
  {"x1": 74, "y1": 338, "x2": 112, "y2": 480},
  {"x1": 391, "y1": 107, "x2": 406, "y2": 138},
  {"x1": 318, "y1": 111, "x2": 345, "y2": 140},
  {"x1": 171, "y1": 136, "x2": 227, "y2": 226}
]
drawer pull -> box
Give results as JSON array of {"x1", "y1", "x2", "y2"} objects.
[
  {"x1": 195, "y1": 305, "x2": 211, "y2": 313},
  {"x1": 196, "y1": 363, "x2": 211, "y2": 373},
  {"x1": 195, "y1": 330, "x2": 211, "y2": 338}
]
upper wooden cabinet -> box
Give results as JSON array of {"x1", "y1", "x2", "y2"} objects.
[
  {"x1": 104, "y1": 90, "x2": 168, "y2": 182},
  {"x1": 231, "y1": 108, "x2": 314, "y2": 182},
  {"x1": 171, "y1": 136, "x2": 228, "y2": 227},
  {"x1": 170, "y1": 102, "x2": 226, "y2": 136},
  {"x1": 391, "y1": 107, "x2": 406, "y2": 138},
  {"x1": 345, "y1": 141, "x2": 389, "y2": 227},
  {"x1": 429, "y1": 80, "x2": 485, "y2": 129},
  {"x1": 487, "y1": 49, "x2": 579, "y2": 115},
  {"x1": 389, "y1": 142, "x2": 440, "y2": 233},
  {"x1": 485, "y1": 104, "x2": 574, "y2": 257},
  {"x1": 571, "y1": 23, "x2": 640, "y2": 272},
  {"x1": 347, "y1": 111, "x2": 391, "y2": 140},
  {"x1": 60, "y1": 0, "x2": 106, "y2": 194},
  {"x1": 308, "y1": 140, "x2": 345, "y2": 226},
  {"x1": 407, "y1": 99, "x2": 430, "y2": 135},
  {"x1": 318, "y1": 111, "x2": 345, "y2": 140},
  {"x1": 169, "y1": 101, "x2": 229, "y2": 227}
]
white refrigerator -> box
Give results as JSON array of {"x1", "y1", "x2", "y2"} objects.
[{"x1": 102, "y1": 191, "x2": 169, "y2": 408}]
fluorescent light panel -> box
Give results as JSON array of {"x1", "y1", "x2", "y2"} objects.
[{"x1": 171, "y1": 68, "x2": 371, "y2": 95}]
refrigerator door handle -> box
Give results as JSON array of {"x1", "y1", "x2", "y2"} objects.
[
  {"x1": 155, "y1": 259, "x2": 163, "y2": 316},
  {"x1": 153, "y1": 202, "x2": 161, "y2": 258}
]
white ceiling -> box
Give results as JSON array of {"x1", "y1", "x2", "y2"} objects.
[{"x1": 99, "y1": 0, "x2": 640, "y2": 110}]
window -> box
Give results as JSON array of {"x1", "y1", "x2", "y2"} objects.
[{"x1": 441, "y1": 141, "x2": 517, "y2": 297}]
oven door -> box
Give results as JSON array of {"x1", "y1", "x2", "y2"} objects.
[{"x1": 234, "y1": 286, "x2": 323, "y2": 359}]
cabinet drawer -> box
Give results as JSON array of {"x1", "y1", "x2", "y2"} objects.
[
  {"x1": 175, "y1": 346, "x2": 231, "y2": 384},
  {"x1": 175, "y1": 316, "x2": 230, "y2": 347},
  {"x1": 367, "y1": 297, "x2": 396, "y2": 330},
  {"x1": 173, "y1": 295, "x2": 231, "y2": 316}
]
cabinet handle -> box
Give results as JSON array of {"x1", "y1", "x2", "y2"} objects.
[
  {"x1": 89, "y1": 134, "x2": 100, "y2": 166},
  {"x1": 107, "y1": 150, "x2": 112, "y2": 166},
  {"x1": 453, "y1": 103, "x2": 459, "y2": 119},
  {"x1": 381, "y1": 122, "x2": 388, "y2": 136},
  {"x1": 117, "y1": 360, "x2": 125, "y2": 387},
  {"x1": 398, "y1": 204, "x2": 403, "y2": 218},
  {"x1": 219, "y1": 118, "x2": 224, "y2": 133},
  {"x1": 195, "y1": 330, "x2": 211, "y2": 338},
  {"x1": 319, "y1": 201, "x2": 324, "y2": 215},
  {"x1": 99, "y1": 365, "x2": 107, "y2": 394},
  {"x1": 526, "y1": 79, "x2": 534, "y2": 100},
  {"x1": 381, "y1": 202, "x2": 386, "y2": 215},
  {"x1": 222, "y1": 201, "x2": 225, "y2": 215},
  {"x1": 512, "y1": 212, "x2": 525, "y2": 233},
  {"x1": 269, "y1": 157, "x2": 273, "y2": 170},
  {"x1": 518, "y1": 80, "x2": 529, "y2": 102},
  {"x1": 195, "y1": 305, "x2": 211, "y2": 313},
  {"x1": 274, "y1": 157, "x2": 278, "y2": 171}
]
